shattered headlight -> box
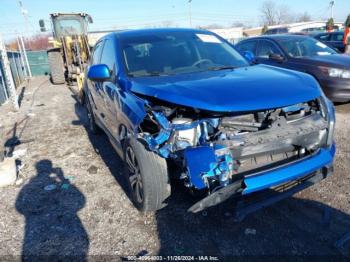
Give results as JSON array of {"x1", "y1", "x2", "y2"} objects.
[
  {"x1": 144, "y1": 110, "x2": 220, "y2": 157},
  {"x1": 319, "y1": 66, "x2": 350, "y2": 79},
  {"x1": 172, "y1": 118, "x2": 199, "y2": 149}
]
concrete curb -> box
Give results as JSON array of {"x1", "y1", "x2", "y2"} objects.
[{"x1": 0, "y1": 157, "x2": 17, "y2": 187}]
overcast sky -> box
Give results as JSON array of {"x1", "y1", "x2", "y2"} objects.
[{"x1": 0, "y1": 0, "x2": 349, "y2": 39}]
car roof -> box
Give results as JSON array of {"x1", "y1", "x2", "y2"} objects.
[
  {"x1": 239, "y1": 34, "x2": 310, "y2": 42},
  {"x1": 109, "y1": 28, "x2": 214, "y2": 39},
  {"x1": 315, "y1": 31, "x2": 344, "y2": 36}
]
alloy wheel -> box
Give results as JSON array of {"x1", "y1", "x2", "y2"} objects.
[{"x1": 125, "y1": 146, "x2": 143, "y2": 203}]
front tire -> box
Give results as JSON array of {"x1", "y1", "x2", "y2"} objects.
[{"x1": 124, "y1": 138, "x2": 171, "y2": 211}]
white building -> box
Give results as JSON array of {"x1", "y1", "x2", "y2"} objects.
[
  {"x1": 209, "y1": 27, "x2": 244, "y2": 43},
  {"x1": 244, "y1": 21, "x2": 344, "y2": 37}
]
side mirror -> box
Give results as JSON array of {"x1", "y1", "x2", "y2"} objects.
[
  {"x1": 242, "y1": 50, "x2": 256, "y2": 63},
  {"x1": 88, "y1": 64, "x2": 111, "y2": 82},
  {"x1": 39, "y1": 19, "x2": 46, "y2": 32},
  {"x1": 269, "y1": 53, "x2": 284, "y2": 63},
  {"x1": 86, "y1": 14, "x2": 93, "y2": 24}
]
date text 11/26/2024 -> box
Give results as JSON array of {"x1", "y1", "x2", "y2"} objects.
[{"x1": 125, "y1": 255, "x2": 220, "y2": 261}]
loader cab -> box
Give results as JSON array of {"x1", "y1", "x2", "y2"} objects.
[{"x1": 50, "y1": 13, "x2": 92, "y2": 38}]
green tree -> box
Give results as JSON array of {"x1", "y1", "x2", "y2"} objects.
[
  {"x1": 345, "y1": 15, "x2": 350, "y2": 28},
  {"x1": 261, "y1": 25, "x2": 268, "y2": 34},
  {"x1": 326, "y1": 18, "x2": 334, "y2": 31}
]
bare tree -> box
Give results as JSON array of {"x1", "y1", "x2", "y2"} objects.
[
  {"x1": 160, "y1": 20, "x2": 177, "y2": 28},
  {"x1": 276, "y1": 4, "x2": 293, "y2": 24},
  {"x1": 260, "y1": 0, "x2": 276, "y2": 26},
  {"x1": 231, "y1": 21, "x2": 244, "y2": 28},
  {"x1": 6, "y1": 34, "x2": 51, "y2": 51},
  {"x1": 150, "y1": 21, "x2": 178, "y2": 28},
  {"x1": 297, "y1": 12, "x2": 312, "y2": 22},
  {"x1": 199, "y1": 23, "x2": 225, "y2": 29},
  {"x1": 260, "y1": 0, "x2": 294, "y2": 25}
]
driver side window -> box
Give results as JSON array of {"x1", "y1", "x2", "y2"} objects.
[
  {"x1": 100, "y1": 39, "x2": 116, "y2": 72},
  {"x1": 92, "y1": 41, "x2": 104, "y2": 65},
  {"x1": 257, "y1": 40, "x2": 282, "y2": 58}
]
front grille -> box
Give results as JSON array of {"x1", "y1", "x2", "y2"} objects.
[{"x1": 238, "y1": 149, "x2": 302, "y2": 174}]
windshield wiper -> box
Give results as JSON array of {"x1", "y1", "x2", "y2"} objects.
[
  {"x1": 128, "y1": 71, "x2": 170, "y2": 77},
  {"x1": 207, "y1": 65, "x2": 237, "y2": 71}
]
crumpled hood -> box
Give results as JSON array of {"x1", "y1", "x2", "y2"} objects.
[
  {"x1": 304, "y1": 54, "x2": 350, "y2": 68},
  {"x1": 127, "y1": 64, "x2": 321, "y2": 112}
]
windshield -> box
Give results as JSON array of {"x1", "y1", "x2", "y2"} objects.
[
  {"x1": 121, "y1": 31, "x2": 249, "y2": 77},
  {"x1": 54, "y1": 17, "x2": 85, "y2": 37},
  {"x1": 278, "y1": 37, "x2": 337, "y2": 58}
]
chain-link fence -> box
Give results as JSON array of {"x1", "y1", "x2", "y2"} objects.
[
  {"x1": 0, "y1": 55, "x2": 10, "y2": 105},
  {"x1": 0, "y1": 50, "x2": 49, "y2": 105},
  {"x1": 27, "y1": 51, "x2": 50, "y2": 76}
]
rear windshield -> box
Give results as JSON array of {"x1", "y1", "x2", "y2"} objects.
[
  {"x1": 277, "y1": 37, "x2": 337, "y2": 57},
  {"x1": 120, "y1": 31, "x2": 248, "y2": 77}
]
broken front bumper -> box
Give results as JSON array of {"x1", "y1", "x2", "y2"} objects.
[
  {"x1": 242, "y1": 144, "x2": 335, "y2": 194},
  {"x1": 188, "y1": 144, "x2": 335, "y2": 214}
]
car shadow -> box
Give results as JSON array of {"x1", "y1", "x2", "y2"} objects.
[{"x1": 15, "y1": 159, "x2": 89, "y2": 260}]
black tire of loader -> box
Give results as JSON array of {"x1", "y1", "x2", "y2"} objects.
[{"x1": 48, "y1": 51, "x2": 65, "y2": 85}]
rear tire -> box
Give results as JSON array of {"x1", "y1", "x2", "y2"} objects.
[
  {"x1": 48, "y1": 50, "x2": 65, "y2": 84},
  {"x1": 124, "y1": 138, "x2": 171, "y2": 211}
]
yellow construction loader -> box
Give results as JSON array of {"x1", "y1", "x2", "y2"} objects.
[{"x1": 44, "y1": 13, "x2": 93, "y2": 99}]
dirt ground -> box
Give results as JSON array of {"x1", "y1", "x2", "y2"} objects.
[{"x1": 0, "y1": 76, "x2": 350, "y2": 260}]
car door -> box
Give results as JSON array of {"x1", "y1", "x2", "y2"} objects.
[
  {"x1": 235, "y1": 40, "x2": 258, "y2": 55},
  {"x1": 315, "y1": 33, "x2": 341, "y2": 51},
  {"x1": 329, "y1": 33, "x2": 346, "y2": 52},
  {"x1": 99, "y1": 38, "x2": 120, "y2": 139},
  {"x1": 256, "y1": 39, "x2": 285, "y2": 66},
  {"x1": 315, "y1": 33, "x2": 331, "y2": 43},
  {"x1": 270, "y1": 40, "x2": 318, "y2": 77},
  {"x1": 87, "y1": 40, "x2": 108, "y2": 126}
]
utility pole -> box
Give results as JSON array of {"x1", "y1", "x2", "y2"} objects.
[
  {"x1": 330, "y1": 1, "x2": 335, "y2": 19},
  {"x1": 18, "y1": 0, "x2": 30, "y2": 35},
  {"x1": 188, "y1": 0, "x2": 193, "y2": 27},
  {"x1": 16, "y1": 36, "x2": 28, "y2": 78},
  {"x1": 17, "y1": 0, "x2": 32, "y2": 79},
  {"x1": 0, "y1": 33, "x2": 19, "y2": 111},
  {"x1": 19, "y1": 34, "x2": 32, "y2": 78}
]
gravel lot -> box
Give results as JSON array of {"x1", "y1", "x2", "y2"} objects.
[{"x1": 0, "y1": 77, "x2": 349, "y2": 259}]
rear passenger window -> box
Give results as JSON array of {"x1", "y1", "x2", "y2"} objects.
[
  {"x1": 236, "y1": 41, "x2": 257, "y2": 54},
  {"x1": 92, "y1": 41, "x2": 104, "y2": 65},
  {"x1": 265, "y1": 29, "x2": 278, "y2": 35},
  {"x1": 318, "y1": 34, "x2": 330, "y2": 41},
  {"x1": 331, "y1": 33, "x2": 344, "y2": 42},
  {"x1": 278, "y1": 28, "x2": 288, "y2": 34},
  {"x1": 257, "y1": 40, "x2": 282, "y2": 58}
]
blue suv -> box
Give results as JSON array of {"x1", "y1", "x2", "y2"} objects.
[{"x1": 84, "y1": 28, "x2": 335, "y2": 218}]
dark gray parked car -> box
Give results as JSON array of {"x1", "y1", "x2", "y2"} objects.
[
  {"x1": 236, "y1": 34, "x2": 350, "y2": 102},
  {"x1": 314, "y1": 31, "x2": 346, "y2": 53}
]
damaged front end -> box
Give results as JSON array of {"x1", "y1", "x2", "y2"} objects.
[{"x1": 136, "y1": 95, "x2": 335, "y2": 213}]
